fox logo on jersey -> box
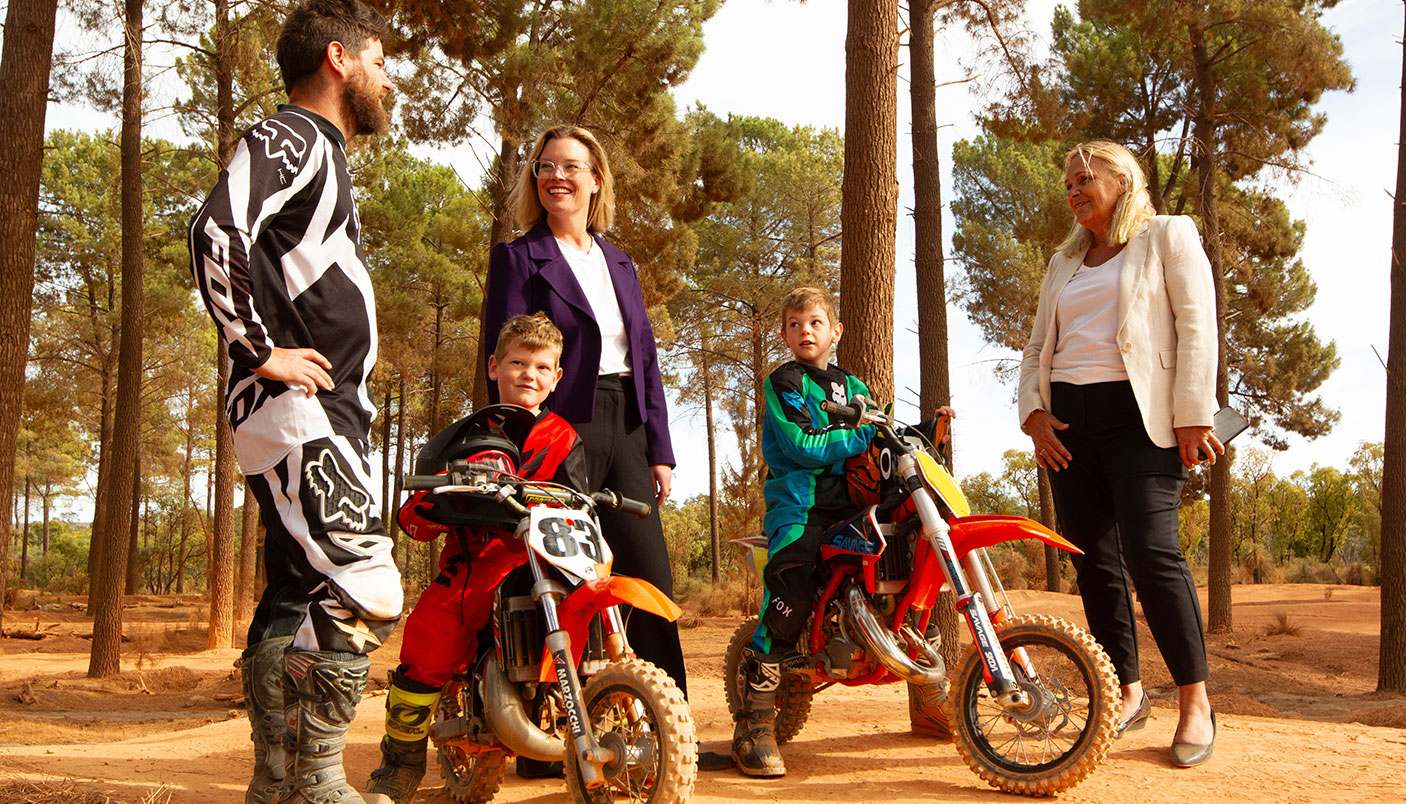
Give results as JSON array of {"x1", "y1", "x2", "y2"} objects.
[
  {"x1": 250, "y1": 118, "x2": 308, "y2": 182},
  {"x1": 306, "y1": 449, "x2": 371, "y2": 531}
]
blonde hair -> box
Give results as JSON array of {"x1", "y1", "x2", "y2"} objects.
[
  {"x1": 778, "y1": 286, "x2": 839, "y2": 329},
  {"x1": 494, "y1": 312, "x2": 563, "y2": 363},
  {"x1": 1057, "y1": 140, "x2": 1157, "y2": 257},
  {"x1": 508, "y1": 125, "x2": 615, "y2": 234}
]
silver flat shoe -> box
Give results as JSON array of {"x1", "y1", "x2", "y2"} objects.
[
  {"x1": 1171, "y1": 711, "x2": 1216, "y2": 768},
  {"x1": 1116, "y1": 694, "x2": 1151, "y2": 738}
]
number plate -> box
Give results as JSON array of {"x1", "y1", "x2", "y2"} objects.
[{"x1": 527, "y1": 506, "x2": 612, "y2": 580}]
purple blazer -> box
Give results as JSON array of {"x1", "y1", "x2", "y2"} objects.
[{"x1": 484, "y1": 221, "x2": 675, "y2": 467}]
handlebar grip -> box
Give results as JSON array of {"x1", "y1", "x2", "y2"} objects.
[
  {"x1": 402, "y1": 475, "x2": 445, "y2": 491},
  {"x1": 820, "y1": 399, "x2": 860, "y2": 426},
  {"x1": 591, "y1": 490, "x2": 653, "y2": 519}
]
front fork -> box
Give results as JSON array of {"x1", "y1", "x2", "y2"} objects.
[
  {"x1": 526, "y1": 550, "x2": 644, "y2": 789},
  {"x1": 900, "y1": 454, "x2": 1030, "y2": 712},
  {"x1": 526, "y1": 550, "x2": 614, "y2": 789}
]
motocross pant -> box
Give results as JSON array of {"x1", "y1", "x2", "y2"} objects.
[
  {"x1": 245, "y1": 435, "x2": 402, "y2": 654},
  {"x1": 751, "y1": 484, "x2": 858, "y2": 656},
  {"x1": 397, "y1": 536, "x2": 527, "y2": 688},
  {"x1": 1046, "y1": 380, "x2": 1209, "y2": 687}
]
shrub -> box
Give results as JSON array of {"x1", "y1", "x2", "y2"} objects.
[{"x1": 1265, "y1": 611, "x2": 1303, "y2": 636}]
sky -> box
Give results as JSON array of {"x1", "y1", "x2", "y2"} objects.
[
  {"x1": 32, "y1": 0, "x2": 1403, "y2": 516},
  {"x1": 656, "y1": 0, "x2": 1402, "y2": 501}
]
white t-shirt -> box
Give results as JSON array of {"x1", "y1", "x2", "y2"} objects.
[
  {"x1": 556, "y1": 236, "x2": 632, "y2": 375},
  {"x1": 1051, "y1": 250, "x2": 1129, "y2": 385}
]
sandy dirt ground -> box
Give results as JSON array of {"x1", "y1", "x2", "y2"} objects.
[{"x1": 2, "y1": 584, "x2": 1404, "y2": 803}]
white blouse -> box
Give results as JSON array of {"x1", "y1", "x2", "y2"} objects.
[
  {"x1": 1051, "y1": 250, "x2": 1129, "y2": 385},
  {"x1": 556, "y1": 237, "x2": 632, "y2": 375}
]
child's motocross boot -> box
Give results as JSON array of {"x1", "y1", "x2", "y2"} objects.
[
  {"x1": 365, "y1": 669, "x2": 442, "y2": 804},
  {"x1": 731, "y1": 648, "x2": 786, "y2": 777}
]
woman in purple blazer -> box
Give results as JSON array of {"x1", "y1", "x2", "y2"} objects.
[{"x1": 483, "y1": 126, "x2": 705, "y2": 771}]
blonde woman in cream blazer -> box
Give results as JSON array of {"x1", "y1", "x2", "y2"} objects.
[{"x1": 1017, "y1": 141, "x2": 1221, "y2": 769}]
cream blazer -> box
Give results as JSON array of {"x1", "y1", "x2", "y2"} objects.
[{"x1": 1017, "y1": 215, "x2": 1217, "y2": 448}]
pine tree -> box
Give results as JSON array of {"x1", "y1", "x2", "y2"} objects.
[
  {"x1": 1379, "y1": 1, "x2": 1406, "y2": 692},
  {"x1": 0, "y1": 0, "x2": 61, "y2": 635}
]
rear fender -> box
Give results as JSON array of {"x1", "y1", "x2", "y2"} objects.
[
  {"x1": 948, "y1": 515, "x2": 1081, "y2": 561},
  {"x1": 538, "y1": 576, "x2": 682, "y2": 683}
]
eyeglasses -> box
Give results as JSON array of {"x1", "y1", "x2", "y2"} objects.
[{"x1": 532, "y1": 159, "x2": 595, "y2": 179}]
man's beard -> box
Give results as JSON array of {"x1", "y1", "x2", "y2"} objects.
[{"x1": 342, "y1": 67, "x2": 388, "y2": 137}]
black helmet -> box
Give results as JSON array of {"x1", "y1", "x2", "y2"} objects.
[{"x1": 414, "y1": 404, "x2": 537, "y2": 476}]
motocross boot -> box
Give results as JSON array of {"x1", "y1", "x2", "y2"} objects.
[
  {"x1": 731, "y1": 649, "x2": 786, "y2": 777},
  {"x1": 365, "y1": 669, "x2": 442, "y2": 804},
  {"x1": 242, "y1": 636, "x2": 292, "y2": 804},
  {"x1": 907, "y1": 679, "x2": 954, "y2": 740},
  {"x1": 280, "y1": 649, "x2": 371, "y2": 804}
]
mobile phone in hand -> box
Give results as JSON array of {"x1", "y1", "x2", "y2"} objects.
[{"x1": 1199, "y1": 406, "x2": 1249, "y2": 461}]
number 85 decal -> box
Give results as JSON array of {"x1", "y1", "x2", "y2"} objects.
[{"x1": 528, "y1": 507, "x2": 612, "y2": 578}]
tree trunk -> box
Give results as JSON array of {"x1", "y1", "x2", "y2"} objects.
[
  {"x1": 474, "y1": 138, "x2": 523, "y2": 409},
  {"x1": 206, "y1": 0, "x2": 239, "y2": 650},
  {"x1": 392, "y1": 372, "x2": 407, "y2": 563},
  {"x1": 254, "y1": 516, "x2": 267, "y2": 596},
  {"x1": 87, "y1": 353, "x2": 117, "y2": 600},
  {"x1": 701, "y1": 339, "x2": 721, "y2": 583},
  {"x1": 430, "y1": 301, "x2": 444, "y2": 431},
  {"x1": 908, "y1": 0, "x2": 960, "y2": 666},
  {"x1": 1038, "y1": 467, "x2": 1061, "y2": 592},
  {"x1": 1378, "y1": 3, "x2": 1406, "y2": 693},
  {"x1": 20, "y1": 477, "x2": 31, "y2": 582},
  {"x1": 836, "y1": 0, "x2": 899, "y2": 403},
  {"x1": 178, "y1": 412, "x2": 194, "y2": 596},
  {"x1": 88, "y1": 0, "x2": 144, "y2": 677},
  {"x1": 0, "y1": 0, "x2": 60, "y2": 635},
  {"x1": 209, "y1": 341, "x2": 237, "y2": 648},
  {"x1": 381, "y1": 380, "x2": 394, "y2": 552},
  {"x1": 1189, "y1": 21, "x2": 1232, "y2": 634},
  {"x1": 124, "y1": 455, "x2": 140, "y2": 594},
  {"x1": 42, "y1": 486, "x2": 51, "y2": 554},
  {"x1": 237, "y1": 479, "x2": 259, "y2": 622},
  {"x1": 910, "y1": 0, "x2": 949, "y2": 420}
]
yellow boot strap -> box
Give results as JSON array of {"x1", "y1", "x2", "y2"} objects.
[{"x1": 384, "y1": 684, "x2": 442, "y2": 742}]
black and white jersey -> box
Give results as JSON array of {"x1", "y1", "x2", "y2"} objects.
[{"x1": 189, "y1": 105, "x2": 378, "y2": 473}]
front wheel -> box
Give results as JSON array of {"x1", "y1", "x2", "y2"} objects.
[
  {"x1": 948, "y1": 614, "x2": 1118, "y2": 796},
  {"x1": 565, "y1": 659, "x2": 696, "y2": 804}
]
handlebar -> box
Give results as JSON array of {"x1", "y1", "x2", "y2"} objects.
[
  {"x1": 820, "y1": 395, "x2": 895, "y2": 429},
  {"x1": 591, "y1": 490, "x2": 652, "y2": 519},
  {"x1": 400, "y1": 467, "x2": 649, "y2": 518},
  {"x1": 403, "y1": 475, "x2": 445, "y2": 491},
  {"x1": 819, "y1": 399, "x2": 861, "y2": 426}
]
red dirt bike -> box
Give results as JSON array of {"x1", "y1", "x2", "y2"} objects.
[
  {"x1": 402, "y1": 404, "x2": 695, "y2": 804},
  {"x1": 725, "y1": 395, "x2": 1118, "y2": 795}
]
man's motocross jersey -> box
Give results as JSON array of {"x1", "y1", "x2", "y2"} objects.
[{"x1": 188, "y1": 105, "x2": 378, "y2": 473}]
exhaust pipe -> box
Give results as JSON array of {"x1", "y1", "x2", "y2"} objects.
[
  {"x1": 841, "y1": 585, "x2": 946, "y2": 686},
  {"x1": 482, "y1": 655, "x2": 565, "y2": 761}
]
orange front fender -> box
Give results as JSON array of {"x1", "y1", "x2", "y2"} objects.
[
  {"x1": 538, "y1": 576, "x2": 682, "y2": 682},
  {"x1": 947, "y1": 515, "x2": 1081, "y2": 561}
]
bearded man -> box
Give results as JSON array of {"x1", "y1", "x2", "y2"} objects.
[{"x1": 187, "y1": 2, "x2": 398, "y2": 802}]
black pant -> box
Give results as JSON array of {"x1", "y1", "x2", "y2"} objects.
[
  {"x1": 1047, "y1": 381, "x2": 1209, "y2": 687},
  {"x1": 569, "y1": 374, "x2": 689, "y2": 698}
]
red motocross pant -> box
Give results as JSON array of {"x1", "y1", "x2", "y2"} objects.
[{"x1": 397, "y1": 536, "x2": 527, "y2": 688}]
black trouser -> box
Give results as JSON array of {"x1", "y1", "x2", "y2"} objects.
[
  {"x1": 570, "y1": 374, "x2": 688, "y2": 698},
  {"x1": 1047, "y1": 381, "x2": 1209, "y2": 687}
]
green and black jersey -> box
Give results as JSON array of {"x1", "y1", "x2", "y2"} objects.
[{"x1": 761, "y1": 360, "x2": 876, "y2": 540}]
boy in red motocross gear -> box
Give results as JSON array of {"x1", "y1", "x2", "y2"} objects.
[{"x1": 366, "y1": 313, "x2": 588, "y2": 804}]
